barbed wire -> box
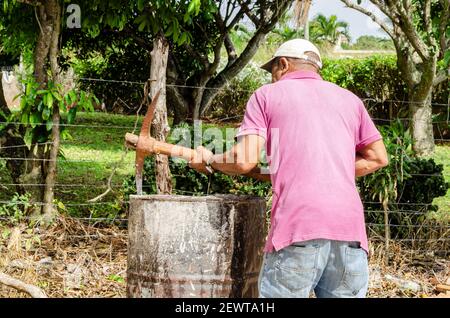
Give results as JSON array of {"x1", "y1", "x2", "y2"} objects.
[
  {"x1": 0, "y1": 157, "x2": 112, "y2": 163},
  {"x1": 367, "y1": 223, "x2": 450, "y2": 229},
  {"x1": 0, "y1": 199, "x2": 448, "y2": 215},
  {"x1": 0, "y1": 119, "x2": 448, "y2": 131},
  {"x1": 0, "y1": 215, "x2": 448, "y2": 230},
  {"x1": 0, "y1": 121, "x2": 137, "y2": 130},
  {"x1": 76, "y1": 77, "x2": 450, "y2": 107}
]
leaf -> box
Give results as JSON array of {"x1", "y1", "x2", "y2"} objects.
[
  {"x1": 46, "y1": 93, "x2": 54, "y2": 108},
  {"x1": 138, "y1": 20, "x2": 146, "y2": 32},
  {"x1": 137, "y1": 0, "x2": 144, "y2": 11},
  {"x1": 24, "y1": 128, "x2": 33, "y2": 149},
  {"x1": 69, "y1": 90, "x2": 77, "y2": 104},
  {"x1": 178, "y1": 32, "x2": 188, "y2": 45},
  {"x1": 42, "y1": 107, "x2": 51, "y2": 120},
  {"x1": 60, "y1": 129, "x2": 73, "y2": 141},
  {"x1": 1, "y1": 228, "x2": 11, "y2": 240},
  {"x1": 187, "y1": 0, "x2": 200, "y2": 15},
  {"x1": 29, "y1": 113, "x2": 40, "y2": 128},
  {"x1": 46, "y1": 120, "x2": 53, "y2": 131},
  {"x1": 57, "y1": 201, "x2": 66, "y2": 210},
  {"x1": 21, "y1": 113, "x2": 29, "y2": 124},
  {"x1": 67, "y1": 108, "x2": 77, "y2": 124},
  {"x1": 33, "y1": 144, "x2": 38, "y2": 156}
]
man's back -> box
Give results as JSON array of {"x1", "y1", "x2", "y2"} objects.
[{"x1": 236, "y1": 70, "x2": 382, "y2": 253}]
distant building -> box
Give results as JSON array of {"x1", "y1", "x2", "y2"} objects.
[{"x1": 334, "y1": 34, "x2": 349, "y2": 51}]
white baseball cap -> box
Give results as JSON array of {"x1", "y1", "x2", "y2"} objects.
[{"x1": 261, "y1": 39, "x2": 322, "y2": 72}]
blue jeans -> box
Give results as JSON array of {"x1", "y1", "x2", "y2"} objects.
[{"x1": 258, "y1": 239, "x2": 369, "y2": 298}]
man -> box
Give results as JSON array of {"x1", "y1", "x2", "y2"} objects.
[{"x1": 189, "y1": 39, "x2": 388, "y2": 298}]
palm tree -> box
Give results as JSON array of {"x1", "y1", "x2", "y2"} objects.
[
  {"x1": 271, "y1": 11, "x2": 304, "y2": 42},
  {"x1": 310, "y1": 14, "x2": 350, "y2": 45}
]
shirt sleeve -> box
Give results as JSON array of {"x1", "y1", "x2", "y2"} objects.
[
  {"x1": 235, "y1": 91, "x2": 268, "y2": 140},
  {"x1": 356, "y1": 102, "x2": 382, "y2": 151}
]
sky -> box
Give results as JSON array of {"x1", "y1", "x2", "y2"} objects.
[{"x1": 309, "y1": 0, "x2": 390, "y2": 42}]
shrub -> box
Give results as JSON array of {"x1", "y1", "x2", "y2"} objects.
[
  {"x1": 208, "y1": 62, "x2": 270, "y2": 121},
  {"x1": 208, "y1": 55, "x2": 447, "y2": 129},
  {"x1": 358, "y1": 120, "x2": 449, "y2": 238},
  {"x1": 122, "y1": 122, "x2": 448, "y2": 241},
  {"x1": 121, "y1": 122, "x2": 271, "y2": 200},
  {"x1": 0, "y1": 192, "x2": 34, "y2": 224}
]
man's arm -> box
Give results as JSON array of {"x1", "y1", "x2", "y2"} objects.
[
  {"x1": 356, "y1": 139, "x2": 389, "y2": 177},
  {"x1": 210, "y1": 134, "x2": 268, "y2": 178},
  {"x1": 189, "y1": 134, "x2": 271, "y2": 182}
]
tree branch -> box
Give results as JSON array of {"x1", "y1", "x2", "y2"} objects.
[
  {"x1": 423, "y1": 0, "x2": 432, "y2": 35},
  {"x1": 122, "y1": 27, "x2": 153, "y2": 51},
  {"x1": 438, "y1": 0, "x2": 449, "y2": 58},
  {"x1": 199, "y1": 0, "x2": 291, "y2": 115},
  {"x1": 393, "y1": 0, "x2": 430, "y2": 60},
  {"x1": 0, "y1": 272, "x2": 47, "y2": 298},
  {"x1": 238, "y1": 0, "x2": 260, "y2": 26},
  {"x1": 368, "y1": 0, "x2": 396, "y2": 24},
  {"x1": 183, "y1": 43, "x2": 209, "y2": 68},
  {"x1": 340, "y1": 0, "x2": 394, "y2": 39},
  {"x1": 433, "y1": 69, "x2": 449, "y2": 87},
  {"x1": 17, "y1": 0, "x2": 41, "y2": 5},
  {"x1": 224, "y1": 33, "x2": 238, "y2": 65}
]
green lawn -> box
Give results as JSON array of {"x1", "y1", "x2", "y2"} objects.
[
  {"x1": 432, "y1": 145, "x2": 450, "y2": 220},
  {"x1": 0, "y1": 112, "x2": 449, "y2": 221}
]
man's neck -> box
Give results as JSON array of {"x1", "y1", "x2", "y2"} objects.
[{"x1": 293, "y1": 65, "x2": 319, "y2": 73}]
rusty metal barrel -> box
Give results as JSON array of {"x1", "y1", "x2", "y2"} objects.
[{"x1": 127, "y1": 194, "x2": 267, "y2": 298}]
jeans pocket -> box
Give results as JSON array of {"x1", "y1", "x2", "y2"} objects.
[
  {"x1": 342, "y1": 246, "x2": 369, "y2": 296},
  {"x1": 274, "y1": 246, "x2": 318, "y2": 292}
]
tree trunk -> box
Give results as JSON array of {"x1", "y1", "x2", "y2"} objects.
[
  {"x1": 149, "y1": 36, "x2": 172, "y2": 194},
  {"x1": 198, "y1": 31, "x2": 267, "y2": 118},
  {"x1": 409, "y1": 94, "x2": 435, "y2": 156},
  {"x1": 20, "y1": 1, "x2": 55, "y2": 214},
  {"x1": 41, "y1": 0, "x2": 62, "y2": 222},
  {"x1": 395, "y1": 39, "x2": 436, "y2": 157}
]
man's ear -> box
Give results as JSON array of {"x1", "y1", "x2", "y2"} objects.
[{"x1": 279, "y1": 57, "x2": 289, "y2": 72}]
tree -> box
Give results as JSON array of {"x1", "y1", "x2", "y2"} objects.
[
  {"x1": 339, "y1": 0, "x2": 449, "y2": 156},
  {"x1": 69, "y1": 0, "x2": 211, "y2": 194},
  {"x1": 310, "y1": 14, "x2": 350, "y2": 45},
  {"x1": 350, "y1": 35, "x2": 395, "y2": 51},
  {"x1": 69, "y1": 1, "x2": 291, "y2": 122},
  {"x1": 269, "y1": 11, "x2": 305, "y2": 44},
  {"x1": 0, "y1": 0, "x2": 97, "y2": 222},
  {"x1": 166, "y1": 0, "x2": 292, "y2": 121}
]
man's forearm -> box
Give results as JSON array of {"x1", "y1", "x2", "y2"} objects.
[
  {"x1": 210, "y1": 152, "x2": 243, "y2": 175},
  {"x1": 210, "y1": 153, "x2": 271, "y2": 182},
  {"x1": 243, "y1": 166, "x2": 271, "y2": 182},
  {"x1": 356, "y1": 154, "x2": 383, "y2": 177}
]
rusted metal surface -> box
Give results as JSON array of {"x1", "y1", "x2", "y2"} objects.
[
  {"x1": 124, "y1": 90, "x2": 197, "y2": 195},
  {"x1": 135, "y1": 90, "x2": 159, "y2": 195},
  {"x1": 127, "y1": 194, "x2": 267, "y2": 298}
]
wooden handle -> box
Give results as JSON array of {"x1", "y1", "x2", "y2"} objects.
[{"x1": 125, "y1": 133, "x2": 196, "y2": 162}]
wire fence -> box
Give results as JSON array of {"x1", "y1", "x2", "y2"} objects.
[{"x1": 0, "y1": 77, "x2": 449, "y2": 256}]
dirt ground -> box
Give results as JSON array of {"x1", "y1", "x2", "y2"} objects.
[{"x1": 0, "y1": 217, "x2": 448, "y2": 298}]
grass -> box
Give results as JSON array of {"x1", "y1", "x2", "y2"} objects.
[
  {"x1": 0, "y1": 112, "x2": 141, "y2": 219},
  {"x1": 431, "y1": 145, "x2": 450, "y2": 220},
  {"x1": 0, "y1": 112, "x2": 449, "y2": 221}
]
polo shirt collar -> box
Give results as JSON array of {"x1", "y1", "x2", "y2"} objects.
[{"x1": 279, "y1": 70, "x2": 322, "y2": 81}]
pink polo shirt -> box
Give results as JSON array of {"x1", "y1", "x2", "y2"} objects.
[{"x1": 236, "y1": 70, "x2": 382, "y2": 253}]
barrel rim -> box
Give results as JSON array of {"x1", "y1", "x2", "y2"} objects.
[{"x1": 129, "y1": 194, "x2": 266, "y2": 203}]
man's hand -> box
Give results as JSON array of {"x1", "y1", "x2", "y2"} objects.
[{"x1": 188, "y1": 146, "x2": 214, "y2": 175}]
